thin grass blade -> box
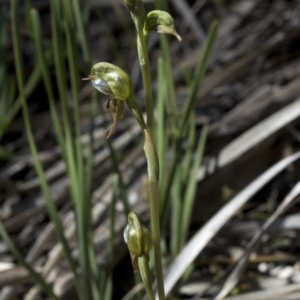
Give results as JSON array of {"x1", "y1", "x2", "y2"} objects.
[
  {"x1": 9, "y1": 1, "x2": 74, "y2": 298},
  {"x1": 160, "y1": 21, "x2": 218, "y2": 223},
  {"x1": 180, "y1": 124, "x2": 208, "y2": 249}
]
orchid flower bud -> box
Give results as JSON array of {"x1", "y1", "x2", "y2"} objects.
[
  {"x1": 83, "y1": 62, "x2": 132, "y2": 101},
  {"x1": 124, "y1": 211, "x2": 153, "y2": 258},
  {"x1": 144, "y1": 10, "x2": 182, "y2": 41},
  {"x1": 83, "y1": 63, "x2": 133, "y2": 137}
]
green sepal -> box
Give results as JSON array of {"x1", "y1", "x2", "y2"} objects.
[
  {"x1": 84, "y1": 62, "x2": 132, "y2": 101},
  {"x1": 124, "y1": 211, "x2": 153, "y2": 257},
  {"x1": 144, "y1": 10, "x2": 181, "y2": 41}
]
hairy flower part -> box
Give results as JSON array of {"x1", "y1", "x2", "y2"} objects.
[
  {"x1": 124, "y1": 211, "x2": 153, "y2": 258},
  {"x1": 144, "y1": 10, "x2": 182, "y2": 41},
  {"x1": 104, "y1": 96, "x2": 125, "y2": 138},
  {"x1": 83, "y1": 62, "x2": 132, "y2": 101}
]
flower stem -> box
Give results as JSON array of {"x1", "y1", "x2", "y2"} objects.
[
  {"x1": 129, "y1": 5, "x2": 165, "y2": 300},
  {"x1": 126, "y1": 97, "x2": 165, "y2": 299},
  {"x1": 138, "y1": 255, "x2": 155, "y2": 300},
  {"x1": 144, "y1": 131, "x2": 165, "y2": 300},
  {"x1": 132, "y1": 15, "x2": 154, "y2": 140},
  {"x1": 126, "y1": 96, "x2": 147, "y2": 132}
]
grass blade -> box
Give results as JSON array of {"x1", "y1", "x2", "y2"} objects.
[
  {"x1": 9, "y1": 1, "x2": 73, "y2": 298},
  {"x1": 163, "y1": 151, "x2": 300, "y2": 295},
  {"x1": 180, "y1": 124, "x2": 208, "y2": 249},
  {"x1": 0, "y1": 65, "x2": 41, "y2": 139},
  {"x1": 170, "y1": 168, "x2": 183, "y2": 257},
  {"x1": 72, "y1": 0, "x2": 91, "y2": 63},
  {"x1": 161, "y1": 21, "x2": 218, "y2": 223}
]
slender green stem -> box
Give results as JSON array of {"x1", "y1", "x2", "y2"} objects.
[
  {"x1": 143, "y1": 131, "x2": 165, "y2": 300},
  {"x1": 126, "y1": 94, "x2": 165, "y2": 299},
  {"x1": 149, "y1": 180, "x2": 165, "y2": 300},
  {"x1": 127, "y1": 6, "x2": 166, "y2": 295},
  {"x1": 126, "y1": 96, "x2": 148, "y2": 132},
  {"x1": 131, "y1": 14, "x2": 154, "y2": 140},
  {"x1": 138, "y1": 256, "x2": 155, "y2": 300},
  {"x1": 156, "y1": 57, "x2": 168, "y2": 205}
]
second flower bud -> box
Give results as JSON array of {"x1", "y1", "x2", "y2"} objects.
[{"x1": 124, "y1": 211, "x2": 153, "y2": 258}]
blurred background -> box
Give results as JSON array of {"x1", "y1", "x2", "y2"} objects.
[{"x1": 1, "y1": 0, "x2": 300, "y2": 299}]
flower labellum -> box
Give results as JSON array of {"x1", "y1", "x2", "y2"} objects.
[{"x1": 104, "y1": 96, "x2": 125, "y2": 138}]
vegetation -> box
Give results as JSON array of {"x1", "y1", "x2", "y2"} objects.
[
  {"x1": 0, "y1": 0, "x2": 216, "y2": 299},
  {"x1": 2, "y1": 1, "x2": 298, "y2": 300}
]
